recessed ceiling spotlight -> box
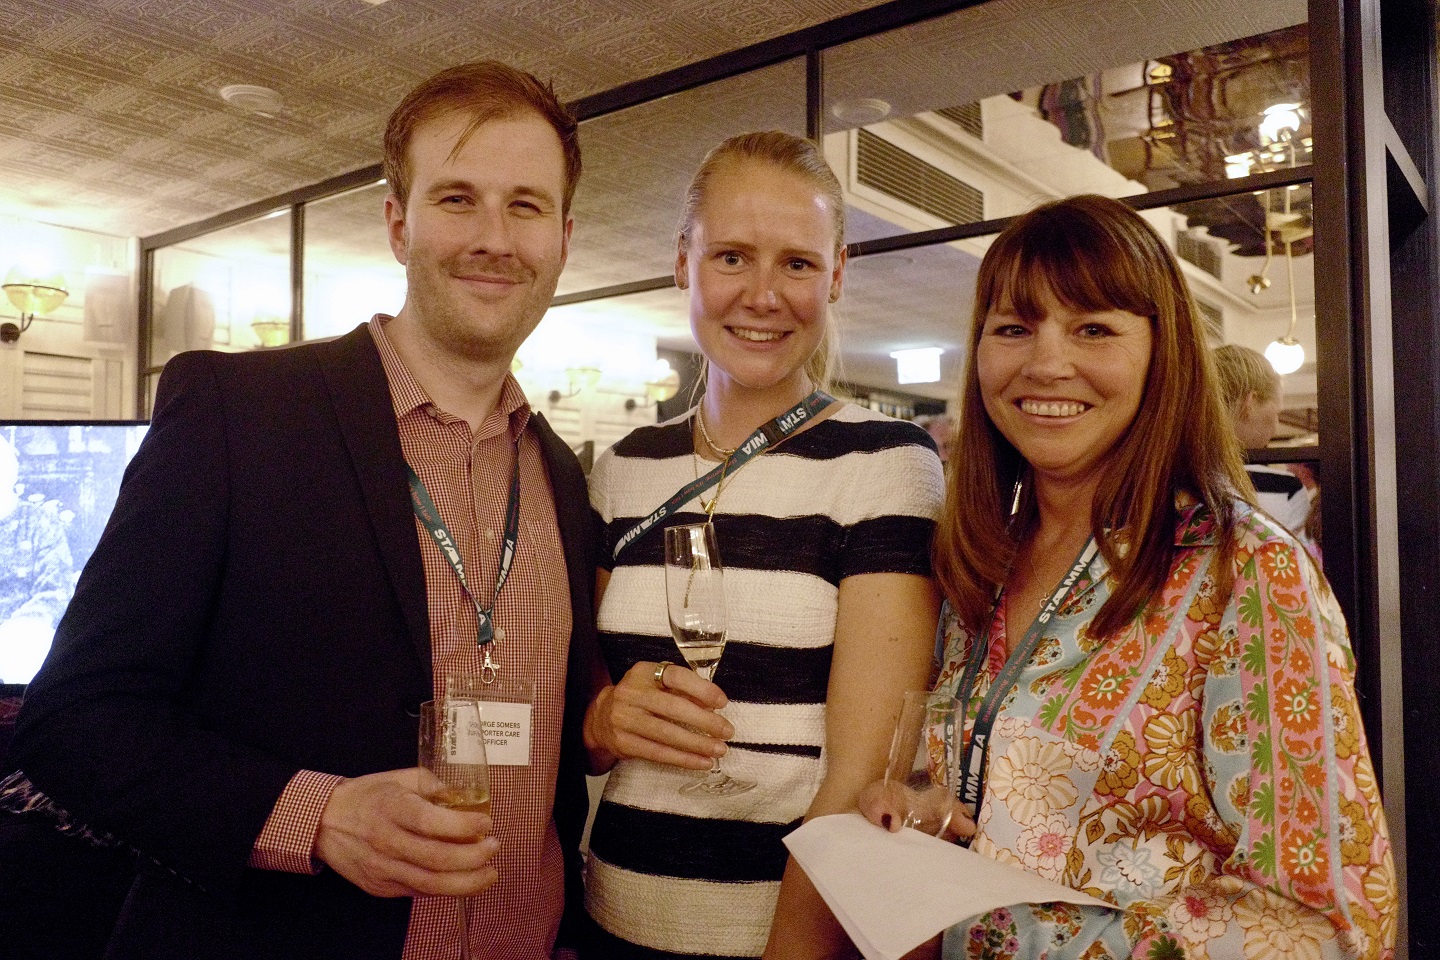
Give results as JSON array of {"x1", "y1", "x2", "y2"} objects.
[
  {"x1": 219, "y1": 84, "x2": 285, "y2": 118},
  {"x1": 830, "y1": 97, "x2": 891, "y2": 126}
]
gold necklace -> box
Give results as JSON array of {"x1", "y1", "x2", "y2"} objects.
[
  {"x1": 696, "y1": 453, "x2": 731, "y2": 520},
  {"x1": 696, "y1": 407, "x2": 738, "y2": 458},
  {"x1": 692, "y1": 413, "x2": 733, "y2": 519}
]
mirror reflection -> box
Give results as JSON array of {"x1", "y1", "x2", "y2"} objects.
[{"x1": 150, "y1": 211, "x2": 291, "y2": 361}]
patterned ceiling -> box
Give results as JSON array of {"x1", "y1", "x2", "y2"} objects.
[
  {"x1": 4, "y1": 0, "x2": 1311, "y2": 404},
  {"x1": 4, "y1": 0, "x2": 1304, "y2": 242},
  {"x1": 0, "y1": 0, "x2": 885, "y2": 237}
]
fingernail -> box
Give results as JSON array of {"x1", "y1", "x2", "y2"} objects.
[
  {"x1": 711, "y1": 741, "x2": 728, "y2": 757},
  {"x1": 480, "y1": 837, "x2": 500, "y2": 855}
]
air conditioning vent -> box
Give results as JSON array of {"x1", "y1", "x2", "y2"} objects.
[
  {"x1": 856, "y1": 129, "x2": 984, "y2": 226},
  {"x1": 936, "y1": 103, "x2": 983, "y2": 139},
  {"x1": 1195, "y1": 299, "x2": 1224, "y2": 341},
  {"x1": 23, "y1": 352, "x2": 93, "y2": 418},
  {"x1": 1177, "y1": 231, "x2": 1223, "y2": 279}
]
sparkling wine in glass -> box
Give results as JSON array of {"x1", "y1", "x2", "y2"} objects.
[
  {"x1": 663, "y1": 522, "x2": 754, "y2": 797},
  {"x1": 419, "y1": 698, "x2": 490, "y2": 960}
]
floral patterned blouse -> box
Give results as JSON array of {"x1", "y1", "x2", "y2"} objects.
[{"x1": 932, "y1": 495, "x2": 1396, "y2": 960}]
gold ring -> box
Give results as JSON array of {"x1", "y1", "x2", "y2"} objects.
[{"x1": 653, "y1": 661, "x2": 674, "y2": 689}]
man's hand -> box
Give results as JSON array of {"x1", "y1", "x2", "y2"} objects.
[{"x1": 315, "y1": 768, "x2": 499, "y2": 898}]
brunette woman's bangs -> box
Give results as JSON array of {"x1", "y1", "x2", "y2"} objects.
[{"x1": 983, "y1": 206, "x2": 1159, "y2": 325}]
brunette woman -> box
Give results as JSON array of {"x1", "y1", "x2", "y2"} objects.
[{"x1": 865, "y1": 195, "x2": 1394, "y2": 960}]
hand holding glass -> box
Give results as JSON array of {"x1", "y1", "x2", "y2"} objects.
[
  {"x1": 663, "y1": 522, "x2": 754, "y2": 797},
  {"x1": 419, "y1": 698, "x2": 490, "y2": 960},
  {"x1": 882, "y1": 691, "x2": 962, "y2": 836}
]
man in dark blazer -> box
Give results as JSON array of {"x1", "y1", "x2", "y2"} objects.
[{"x1": 7, "y1": 61, "x2": 596, "y2": 959}]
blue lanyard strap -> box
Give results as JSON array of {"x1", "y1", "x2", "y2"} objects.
[
  {"x1": 611, "y1": 390, "x2": 836, "y2": 562},
  {"x1": 953, "y1": 538, "x2": 1099, "y2": 818},
  {"x1": 405, "y1": 443, "x2": 522, "y2": 684}
]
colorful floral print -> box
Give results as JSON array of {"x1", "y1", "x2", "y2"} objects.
[{"x1": 933, "y1": 497, "x2": 1395, "y2": 959}]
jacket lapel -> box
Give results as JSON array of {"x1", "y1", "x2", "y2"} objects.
[{"x1": 314, "y1": 326, "x2": 432, "y2": 673}]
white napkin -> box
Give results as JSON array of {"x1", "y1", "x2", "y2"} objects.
[{"x1": 783, "y1": 813, "x2": 1116, "y2": 960}]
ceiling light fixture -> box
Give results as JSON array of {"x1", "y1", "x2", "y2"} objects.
[
  {"x1": 891, "y1": 347, "x2": 942, "y2": 385},
  {"x1": 219, "y1": 84, "x2": 285, "y2": 118},
  {"x1": 830, "y1": 97, "x2": 892, "y2": 126}
]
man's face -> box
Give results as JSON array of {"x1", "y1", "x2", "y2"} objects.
[{"x1": 385, "y1": 110, "x2": 572, "y2": 365}]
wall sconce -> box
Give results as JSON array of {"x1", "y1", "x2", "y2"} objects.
[
  {"x1": 625, "y1": 359, "x2": 682, "y2": 411},
  {"x1": 250, "y1": 313, "x2": 290, "y2": 348},
  {"x1": 548, "y1": 365, "x2": 601, "y2": 403},
  {"x1": 1, "y1": 266, "x2": 69, "y2": 343}
]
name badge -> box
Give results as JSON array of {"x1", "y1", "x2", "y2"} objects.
[
  {"x1": 447, "y1": 676, "x2": 534, "y2": 767},
  {"x1": 477, "y1": 700, "x2": 532, "y2": 766}
]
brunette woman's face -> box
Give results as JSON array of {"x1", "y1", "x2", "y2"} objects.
[
  {"x1": 977, "y1": 283, "x2": 1152, "y2": 492},
  {"x1": 676, "y1": 161, "x2": 844, "y2": 401}
]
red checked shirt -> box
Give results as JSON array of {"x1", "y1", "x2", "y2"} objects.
[{"x1": 248, "y1": 317, "x2": 573, "y2": 959}]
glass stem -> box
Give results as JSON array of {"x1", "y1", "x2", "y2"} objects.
[{"x1": 456, "y1": 895, "x2": 471, "y2": 960}]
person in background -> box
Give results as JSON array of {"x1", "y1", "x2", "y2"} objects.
[
  {"x1": 862, "y1": 195, "x2": 1394, "y2": 959},
  {"x1": 583, "y1": 131, "x2": 945, "y2": 959},
  {"x1": 5, "y1": 61, "x2": 597, "y2": 960},
  {"x1": 913, "y1": 413, "x2": 956, "y2": 464},
  {"x1": 1212, "y1": 342, "x2": 1314, "y2": 545}
]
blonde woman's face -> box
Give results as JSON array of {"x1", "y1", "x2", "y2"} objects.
[{"x1": 676, "y1": 162, "x2": 844, "y2": 400}]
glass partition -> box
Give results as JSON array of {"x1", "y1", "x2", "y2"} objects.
[
  {"x1": 303, "y1": 181, "x2": 405, "y2": 340},
  {"x1": 822, "y1": 9, "x2": 1310, "y2": 241},
  {"x1": 150, "y1": 211, "x2": 290, "y2": 363},
  {"x1": 560, "y1": 58, "x2": 808, "y2": 295}
]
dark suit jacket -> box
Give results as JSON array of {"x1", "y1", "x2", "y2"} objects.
[{"x1": 9, "y1": 325, "x2": 597, "y2": 959}]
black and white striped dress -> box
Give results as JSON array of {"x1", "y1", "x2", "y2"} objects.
[{"x1": 583, "y1": 403, "x2": 944, "y2": 959}]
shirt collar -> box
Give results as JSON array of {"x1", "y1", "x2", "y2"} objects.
[
  {"x1": 369, "y1": 315, "x2": 532, "y2": 443},
  {"x1": 1173, "y1": 490, "x2": 1220, "y2": 547}
]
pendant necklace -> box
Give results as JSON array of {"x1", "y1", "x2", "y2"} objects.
[{"x1": 693, "y1": 409, "x2": 733, "y2": 520}]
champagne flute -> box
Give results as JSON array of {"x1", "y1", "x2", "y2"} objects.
[
  {"x1": 663, "y1": 521, "x2": 755, "y2": 797},
  {"x1": 882, "y1": 691, "x2": 962, "y2": 835},
  {"x1": 418, "y1": 698, "x2": 490, "y2": 960}
]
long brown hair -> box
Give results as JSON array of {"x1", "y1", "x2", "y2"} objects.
[
  {"x1": 677, "y1": 131, "x2": 845, "y2": 388},
  {"x1": 934, "y1": 195, "x2": 1251, "y2": 639}
]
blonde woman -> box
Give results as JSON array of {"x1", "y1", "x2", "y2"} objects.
[{"x1": 583, "y1": 132, "x2": 945, "y2": 958}]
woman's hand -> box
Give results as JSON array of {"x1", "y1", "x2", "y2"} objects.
[
  {"x1": 857, "y1": 778, "x2": 976, "y2": 844},
  {"x1": 584, "y1": 660, "x2": 733, "y2": 772}
]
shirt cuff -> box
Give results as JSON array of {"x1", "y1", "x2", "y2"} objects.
[{"x1": 247, "y1": 769, "x2": 345, "y2": 874}]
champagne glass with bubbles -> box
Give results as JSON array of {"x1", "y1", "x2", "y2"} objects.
[
  {"x1": 419, "y1": 698, "x2": 490, "y2": 960},
  {"x1": 664, "y1": 522, "x2": 755, "y2": 797}
]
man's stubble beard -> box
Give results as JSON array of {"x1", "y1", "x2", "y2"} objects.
[{"x1": 407, "y1": 251, "x2": 553, "y2": 366}]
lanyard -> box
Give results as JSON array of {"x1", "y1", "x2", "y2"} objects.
[
  {"x1": 406, "y1": 445, "x2": 521, "y2": 685},
  {"x1": 611, "y1": 390, "x2": 836, "y2": 562},
  {"x1": 953, "y1": 538, "x2": 1099, "y2": 819}
]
